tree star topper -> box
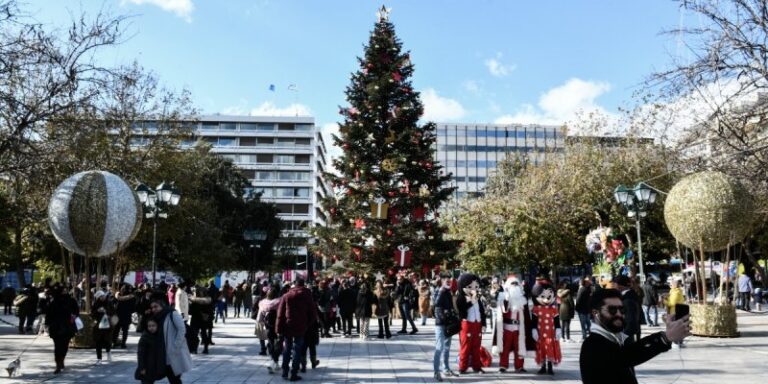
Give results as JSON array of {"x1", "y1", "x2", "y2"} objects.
[
  {"x1": 374, "y1": 271, "x2": 385, "y2": 281},
  {"x1": 376, "y1": 5, "x2": 391, "y2": 22}
]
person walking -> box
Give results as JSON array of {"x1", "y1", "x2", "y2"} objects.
[
  {"x1": 233, "y1": 283, "x2": 244, "y2": 318},
  {"x1": 418, "y1": 279, "x2": 431, "y2": 326},
  {"x1": 642, "y1": 277, "x2": 659, "y2": 327},
  {"x1": 2, "y1": 283, "x2": 15, "y2": 315},
  {"x1": 316, "y1": 280, "x2": 333, "y2": 338},
  {"x1": 666, "y1": 279, "x2": 687, "y2": 348},
  {"x1": 433, "y1": 274, "x2": 458, "y2": 382},
  {"x1": 356, "y1": 282, "x2": 374, "y2": 340},
  {"x1": 222, "y1": 280, "x2": 233, "y2": 318},
  {"x1": 16, "y1": 284, "x2": 38, "y2": 334},
  {"x1": 113, "y1": 285, "x2": 136, "y2": 348},
  {"x1": 135, "y1": 317, "x2": 166, "y2": 384},
  {"x1": 261, "y1": 287, "x2": 282, "y2": 375},
  {"x1": 174, "y1": 282, "x2": 189, "y2": 323},
  {"x1": 614, "y1": 275, "x2": 641, "y2": 344},
  {"x1": 45, "y1": 284, "x2": 79, "y2": 374},
  {"x1": 150, "y1": 300, "x2": 193, "y2": 384},
  {"x1": 243, "y1": 283, "x2": 253, "y2": 319},
  {"x1": 337, "y1": 280, "x2": 356, "y2": 337},
  {"x1": 300, "y1": 304, "x2": 321, "y2": 373},
  {"x1": 374, "y1": 281, "x2": 392, "y2": 339},
  {"x1": 557, "y1": 281, "x2": 575, "y2": 342},
  {"x1": 738, "y1": 273, "x2": 753, "y2": 311},
  {"x1": 276, "y1": 279, "x2": 317, "y2": 382},
  {"x1": 189, "y1": 287, "x2": 213, "y2": 354},
  {"x1": 395, "y1": 274, "x2": 418, "y2": 335},
  {"x1": 574, "y1": 277, "x2": 592, "y2": 340},
  {"x1": 91, "y1": 290, "x2": 115, "y2": 364}
]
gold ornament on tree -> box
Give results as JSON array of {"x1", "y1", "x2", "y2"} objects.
[{"x1": 381, "y1": 158, "x2": 398, "y2": 172}]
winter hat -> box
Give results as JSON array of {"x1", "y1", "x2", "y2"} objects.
[{"x1": 94, "y1": 290, "x2": 107, "y2": 300}]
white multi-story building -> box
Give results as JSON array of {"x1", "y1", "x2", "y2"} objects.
[
  {"x1": 435, "y1": 123, "x2": 565, "y2": 197},
  {"x1": 191, "y1": 115, "x2": 330, "y2": 234}
]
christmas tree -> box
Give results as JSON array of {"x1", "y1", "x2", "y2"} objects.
[{"x1": 313, "y1": 6, "x2": 456, "y2": 277}]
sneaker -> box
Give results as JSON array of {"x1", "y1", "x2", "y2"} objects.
[
  {"x1": 312, "y1": 360, "x2": 320, "y2": 369},
  {"x1": 95, "y1": 359, "x2": 102, "y2": 365},
  {"x1": 409, "y1": 329, "x2": 418, "y2": 335},
  {"x1": 443, "y1": 369, "x2": 457, "y2": 377},
  {"x1": 434, "y1": 372, "x2": 443, "y2": 382}
]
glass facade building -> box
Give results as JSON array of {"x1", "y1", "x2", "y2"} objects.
[{"x1": 435, "y1": 123, "x2": 565, "y2": 198}]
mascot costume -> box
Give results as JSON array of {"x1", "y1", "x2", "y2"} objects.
[
  {"x1": 455, "y1": 273, "x2": 487, "y2": 374},
  {"x1": 491, "y1": 275, "x2": 532, "y2": 373},
  {"x1": 531, "y1": 279, "x2": 561, "y2": 375}
]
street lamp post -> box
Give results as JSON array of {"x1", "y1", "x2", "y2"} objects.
[
  {"x1": 136, "y1": 182, "x2": 181, "y2": 288},
  {"x1": 614, "y1": 182, "x2": 657, "y2": 282},
  {"x1": 243, "y1": 230, "x2": 267, "y2": 282}
]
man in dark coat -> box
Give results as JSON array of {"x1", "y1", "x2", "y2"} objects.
[
  {"x1": 3, "y1": 283, "x2": 16, "y2": 315},
  {"x1": 641, "y1": 277, "x2": 659, "y2": 327},
  {"x1": 613, "y1": 276, "x2": 641, "y2": 344},
  {"x1": 276, "y1": 279, "x2": 317, "y2": 382},
  {"x1": 337, "y1": 280, "x2": 357, "y2": 336},
  {"x1": 574, "y1": 277, "x2": 592, "y2": 340},
  {"x1": 579, "y1": 289, "x2": 690, "y2": 384},
  {"x1": 395, "y1": 274, "x2": 418, "y2": 334}
]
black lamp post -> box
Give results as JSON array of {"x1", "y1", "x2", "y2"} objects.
[
  {"x1": 136, "y1": 181, "x2": 181, "y2": 287},
  {"x1": 244, "y1": 229, "x2": 267, "y2": 281},
  {"x1": 614, "y1": 182, "x2": 657, "y2": 281}
]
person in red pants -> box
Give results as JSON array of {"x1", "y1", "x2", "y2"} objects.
[
  {"x1": 492, "y1": 275, "x2": 532, "y2": 373},
  {"x1": 455, "y1": 273, "x2": 486, "y2": 374}
]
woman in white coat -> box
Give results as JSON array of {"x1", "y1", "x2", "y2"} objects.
[{"x1": 150, "y1": 300, "x2": 193, "y2": 384}]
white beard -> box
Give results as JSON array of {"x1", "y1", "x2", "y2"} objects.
[{"x1": 505, "y1": 285, "x2": 527, "y2": 312}]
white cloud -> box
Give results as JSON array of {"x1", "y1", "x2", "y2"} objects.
[
  {"x1": 421, "y1": 88, "x2": 466, "y2": 121},
  {"x1": 222, "y1": 102, "x2": 312, "y2": 117},
  {"x1": 463, "y1": 80, "x2": 481, "y2": 95},
  {"x1": 124, "y1": 0, "x2": 194, "y2": 22},
  {"x1": 321, "y1": 123, "x2": 342, "y2": 163},
  {"x1": 494, "y1": 78, "x2": 613, "y2": 128},
  {"x1": 484, "y1": 53, "x2": 516, "y2": 77}
]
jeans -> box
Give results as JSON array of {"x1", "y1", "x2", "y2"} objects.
[
  {"x1": 341, "y1": 314, "x2": 353, "y2": 335},
  {"x1": 577, "y1": 312, "x2": 591, "y2": 339},
  {"x1": 433, "y1": 325, "x2": 452, "y2": 373},
  {"x1": 281, "y1": 335, "x2": 304, "y2": 376},
  {"x1": 377, "y1": 316, "x2": 391, "y2": 338},
  {"x1": 399, "y1": 302, "x2": 417, "y2": 332},
  {"x1": 740, "y1": 292, "x2": 751, "y2": 310},
  {"x1": 643, "y1": 304, "x2": 658, "y2": 326}
]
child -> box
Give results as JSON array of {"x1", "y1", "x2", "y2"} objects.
[
  {"x1": 215, "y1": 293, "x2": 226, "y2": 323},
  {"x1": 135, "y1": 318, "x2": 165, "y2": 383}
]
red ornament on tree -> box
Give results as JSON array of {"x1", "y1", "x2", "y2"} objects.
[
  {"x1": 412, "y1": 206, "x2": 426, "y2": 221},
  {"x1": 387, "y1": 190, "x2": 397, "y2": 197},
  {"x1": 386, "y1": 229, "x2": 393, "y2": 237},
  {"x1": 389, "y1": 207, "x2": 400, "y2": 225},
  {"x1": 392, "y1": 72, "x2": 402, "y2": 82},
  {"x1": 354, "y1": 218, "x2": 366, "y2": 230}
]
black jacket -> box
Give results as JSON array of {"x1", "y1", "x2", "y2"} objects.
[
  {"x1": 575, "y1": 286, "x2": 592, "y2": 314},
  {"x1": 433, "y1": 288, "x2": 454, "y2": 326},
  {"x1": 45, "y1": 295, "x2": 78, "y2": 339},
  {"x1": 621, "y1": 289, "x2": 642, "y2": 337},
  {"x1": 580, "y1": 332, "x2": 671, "y2": 384},
  {"x1": 136, "y1": 331, "x2": 166, "y2": 381},
  {"x1": 455, "y1": 292, "x2": 486, "y2": 327},
  {"x1": 642, "y1": 283, "x2": 658, "y2": 307},
  {"x1": 338, "y1": 287, "x2": 357, "y2": 316},
  {"x1": 355, "y1": 289, "x2": 375, "y2": 318}
]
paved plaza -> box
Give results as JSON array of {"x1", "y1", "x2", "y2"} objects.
[{"x1": 1, "y1": 311, "x2": 767, "y2": 383}]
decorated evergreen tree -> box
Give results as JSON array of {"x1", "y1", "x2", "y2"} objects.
[{"x1": 313, "y1": 7, "x2": 456, "y2": 277}]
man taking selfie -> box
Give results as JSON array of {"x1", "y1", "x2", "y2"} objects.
[{"x1": 579, "y1": 288, "x2": 690, "y2": 384}]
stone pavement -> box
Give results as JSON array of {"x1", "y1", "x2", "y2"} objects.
[{"x1": 1, "y1": 311, "x2": 767, "y2": 383}]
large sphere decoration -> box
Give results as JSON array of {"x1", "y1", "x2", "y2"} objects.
[
  {"x1": 48, "y1": 171, "x2": 142, "y2": 257},
  {"x1": 664, "y1": 171, "x2": 754, "y2": 252}
]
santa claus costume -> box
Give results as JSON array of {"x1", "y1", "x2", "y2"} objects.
[
  {"x1": 531, "y1": 279, "x2": 562, "y2": 375},
  {"x1": 492, "y1": 275, "x2": 531, "y2": 373},
  {"x1": 455, "y1": 273, "x2": 487, "y2": 374}
]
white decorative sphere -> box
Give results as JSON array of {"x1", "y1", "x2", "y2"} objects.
[{"x1": 48, "y1": 171, "x2": 142, "y2": 257}]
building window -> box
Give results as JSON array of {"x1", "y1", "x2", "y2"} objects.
[
  {"x1": 295, "y1": 154, "x2": 310, "y2": 163},
  {"x1": 220, "y1": 122, "x2": 237, "y2": 130},
  {"x1": 257, "y1": 123, "x2": 275, "y2": 131},
  {"x1": 293, "y1": 204, "x2": 309, "y2": 214},
  {"x1": 276, "y1": 155, "x2": 294, "y2": 164},
  {"x1": 257, "y1": 171, "x2": 273, "y2": 180},
  {"x1": 239, "y1": 137, "x2": 256, "y2": 146},
  {"x1": 240, "y1": 155, "x2": 257, "y2": 163},
  {"x1": 241, "y1": 169, "x2": 256, "y2": 179},
  {"x1": 295, "y1": 124, "x2": 312, "y2": 131},
  {"x1": 294, "y1": 188, "x2": 310, "y2": 197},
  {"x1": 295, "y1": 138, "x2": 311, "y2": 145},
  {"x1": 278, "y1": 123, "x2": 294, "y2": 131},
  {"x1": 276, "y1": 188, "x2": 294, "y2": 197},
  {"x1": 256, "y1": 154, "x2": 273, "y2": 163},
  {"x1": 257, "y1": 137, "x2": 274, "y2": 144},
  {"x1": 240, "y1": 123, "x2": 258, "y2": 131},
  {"x1": 218, "y1": 137, "x2": 237, "y2": 146},
  {"x1": 201, "y1": 122, "x2": 219, "y2": 130}
]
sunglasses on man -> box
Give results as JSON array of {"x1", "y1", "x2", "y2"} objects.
[{"x1": 602, "y1": 305, "x2": 626, "y2": 315}]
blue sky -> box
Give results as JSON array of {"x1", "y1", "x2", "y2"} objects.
[{"x1": 35, "y1": 0, "x2": 683, "y2": 135}]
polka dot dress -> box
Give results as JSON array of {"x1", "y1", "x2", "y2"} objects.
[{"x1": 532, "y1": 305, "x2": 562, "y2": 365}]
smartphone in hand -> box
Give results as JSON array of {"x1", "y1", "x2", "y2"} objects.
[{"x1": 674, "y1": 304, "x2": 689, "y2": 319}]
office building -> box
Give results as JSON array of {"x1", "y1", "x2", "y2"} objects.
[{"x1": 435, "y1": 123, "x2": 565, "y2": 198}]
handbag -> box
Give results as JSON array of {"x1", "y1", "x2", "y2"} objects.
[
  {"x1": 98, "y1": 314, "x2": 110, "y2": 329},
  {"x1": 443, "y1": 310, "x2": 461, "y2": 337}
]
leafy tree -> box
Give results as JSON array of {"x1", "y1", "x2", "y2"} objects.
[
  {"x1": 447, "y1": 131, "x2": 678, "y2": 276},
  {"x1": 312, "y1": 8, "x2": 455, "y2": 275}
]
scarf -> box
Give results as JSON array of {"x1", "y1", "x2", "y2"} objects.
[{"x1": 590, "y1": 321, "x2": 628, "y2": 346}]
